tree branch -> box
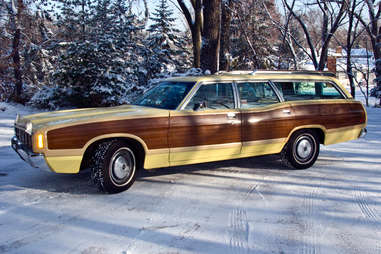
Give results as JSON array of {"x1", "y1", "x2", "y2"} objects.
[{"x1": 176, "y1": 0, "x2": 194, "y2": 27}]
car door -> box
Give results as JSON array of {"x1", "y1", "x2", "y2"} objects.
[
  {"x1": 169, "y1": 82, "x2": 242, "y2": 165},
  {"x1": 237, "y1": 81, "x2": 295, "y2": 156}
]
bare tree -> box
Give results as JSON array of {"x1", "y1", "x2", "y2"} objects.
[
  {"x1": 263, "y1": 1, "x2": 301, "y2": 69},
  {"x1": 176, "y1": 0, "x2": 202, "y2": 68},
  {"x1": 351, "y1": 42, "x2": 372, "y2": 107},
  {"x1": 352, "y1": 0, "x2": 381, "y2": 105},
  {"x1": 343, "y1": 0, "x2": 366, "y2": 97},
  {"x1": 226, "y1": 0, "x2": 278, "y2": 70},
  {"x1": 283, "y1": 0, "x2": 347, "y2": 70}
]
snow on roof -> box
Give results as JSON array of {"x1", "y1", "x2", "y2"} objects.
[{"x1": 339, "y1": 48, "x2": 374, "y2": 58}]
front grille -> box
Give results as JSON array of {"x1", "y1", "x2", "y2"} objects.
[{"x1": 15, "y1": 127, "x2": 33, "y2": 150}]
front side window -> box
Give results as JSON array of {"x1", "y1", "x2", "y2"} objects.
[
  {"x1": 238, "y1": 82, "x2": 279, "y2": 108},
  {"x1": 274, "y1": 81, "x2": 344, "y2": 101},
  {"x1": 133, "y1": 81, "x2": 195, "y2": 109},
  {"x1": 185, "y1": 83, "x2": 235, "y2": 110}
]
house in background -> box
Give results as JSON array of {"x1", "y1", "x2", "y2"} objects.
[
  {"x1": 299, "y1": 47, "x2": 375, "y2": 88},
  {"x1": 330, "y1": 47, "x2": 375, "y2": 87}
]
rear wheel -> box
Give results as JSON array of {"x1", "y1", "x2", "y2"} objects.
[
  {"x1": 90, "y1": 140, "x2": 137, "y2": 193},
  {"x1": 281, "y1": 130, "x2": 319, "y2": 169}
]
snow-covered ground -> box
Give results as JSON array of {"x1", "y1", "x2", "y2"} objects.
[{"x1": 0, "y1": 94, "x2": 380, "y2": 254}]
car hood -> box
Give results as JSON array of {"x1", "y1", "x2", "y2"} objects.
[{"x1": 15, "y1": 105, "x2": 169, "y2": 132}]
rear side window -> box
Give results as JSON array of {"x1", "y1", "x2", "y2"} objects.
[
  {"x1": 273, "y1": 81, "x2": 344, "y2": 101},
  {"x1": 237, "y1": 82, "x2": 279, "y2": 108}
]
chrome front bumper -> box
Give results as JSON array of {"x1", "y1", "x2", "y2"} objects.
[{"x1": 11, "y1": 136, "x2": 51, "y2": 172}]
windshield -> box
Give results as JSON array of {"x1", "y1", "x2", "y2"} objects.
[{"x1": 133, "y1": 81, "x2": 195, "y2": 110}]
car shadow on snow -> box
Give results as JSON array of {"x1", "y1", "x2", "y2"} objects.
[
  {"x1": 1, "y1": 154, "x2": 289, "y2": 195},
  {"x1": 138, "y1": 154, "x2": 289, "y2": 178},
  {"x1": 3, "y1": 150, "x2": 380, "y2": 196}
]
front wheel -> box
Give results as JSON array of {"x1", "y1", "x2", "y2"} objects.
[
  {"x1": 91, "y1": 140, "x2": 137, "y2": 193},
  {"x1": 281, "y1": 130, "x2": 320, "y2": 169}
]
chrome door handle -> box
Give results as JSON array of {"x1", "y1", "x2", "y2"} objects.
[
  {"x1": 227, "y1": 112, "x2": 236, "y2": 119},
  {"x1": 282, "y1": 109, "x2": 291, "y2": 114}
]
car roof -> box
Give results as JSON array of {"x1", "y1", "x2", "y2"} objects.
[{"x1": 163, "y1": 70, "x2": 352, "y2": 99}]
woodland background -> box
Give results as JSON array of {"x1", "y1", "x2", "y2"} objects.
[{"x1": 0, "y1": 0, "x2": 380, "y2": 108}]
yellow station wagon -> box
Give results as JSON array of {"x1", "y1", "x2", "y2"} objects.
[{"x1": 12, "y1": 70, "x2": 367, "y2": 193}]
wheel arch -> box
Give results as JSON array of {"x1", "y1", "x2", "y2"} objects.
[
  {"x1": 284, "y1": 125, "x2": 327, "y2": 149},
  {"x1": 80, "y1": 133, "x2": 148, "y2": 171}
]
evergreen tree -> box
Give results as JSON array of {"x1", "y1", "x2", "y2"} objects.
[
  {"x1": 145, "y1": 0, "x2": 191, "y2": 81},
  {"x1": 55, "y1": 0, "x2": 94, "y2": 41},
  {"x1": 48, "y1": 0, "x2": 145, "y2": 107}
]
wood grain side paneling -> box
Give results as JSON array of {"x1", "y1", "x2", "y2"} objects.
[
  {"x1": 169, "y1": 113, "x2": 241, "y2": 148},
  {"x1": 242, "y1": 102, "x2": 366, "y2": 143},
  {"x1": 47, "y1": 102, "x2": 365, "y2": 151},
  {"x1": 293, "y1": 103, "x2": 366, "y2": 130},
  {"x1": 47, "y1": 117, "x2": 169, "y2": 150},
  {"x1": 242, "y1": 106, "x2": 295, "y2": 142}
]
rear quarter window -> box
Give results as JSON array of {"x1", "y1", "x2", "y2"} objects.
[{"x1": 273, "y1": 81, "x2": 345, "y2": 101}]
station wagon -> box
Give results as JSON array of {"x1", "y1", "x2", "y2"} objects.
[{"x1": 12, "y1": 70, "x2": 367, "y2": 193}]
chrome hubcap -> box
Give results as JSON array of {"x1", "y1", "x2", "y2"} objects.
[
  {"x1": 113, "y1": 155, "x2": 131, "y2": 180},
  {"x1": 109, "y1": 147, "x2": 135, "y2": 186},
  {"x1": 297, "y1": 139, "x2": 313, "y2": 159}
]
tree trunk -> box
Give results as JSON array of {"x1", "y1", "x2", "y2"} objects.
[
  {"x1": 192, "y1": 0, "x2": 202, "y2": 68},
  {"x1": 376, "y1": 30, "x2": 381, "y2": 106},
  {"x1": 81, "y1": 0, "x2": 86, "y2": 40},
  {"x1": 176, "y1": 0, "x2": 202, "y2": 68},
  {"x1": 347, "y1": 50, "x2": 355, "y2": 98},
  {"x1": 200, "y1": 0, "x2": 221, "y2": 73},
  {"x1": 318, "y1": 44, "x2": 328, "y2": 71},
  {"x1": 191, "y1": 27, "x2": 201, "y2": 68},
  {"x1": 346, "y1": 1, "x2": 355, "y2": 98},
  {"x1": 11, "y1": 0, "x2": 24, "y2": 103},
  {"x1": 12, "y1": 27, "x2": 22, "y2": 103},
  {"x1": 375, "y1": 28, "x2": 381, "y2": 87},
  {"x1": 220, "y1": 0, "x2": 233, "y2": 71}
]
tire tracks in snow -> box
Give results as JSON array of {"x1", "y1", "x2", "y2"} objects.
[
  {"x1": 299, "y1": 186, "x2": 321, "y2": 254},
  {"x1": 353, "y1": 185, "x2": 381, "y2": 253},
  {"x1": 292, "y1": 171, "x2": 329, "y2": 254},
  {"x1": 227, "y1": 184, "x2": 264, "y2": 254},
  {"x1": 354, "y1": 188, "x2": 379, "y2": 221},
  {"x1": 229, "y1": 208, "x2": 249, "y2": 254}
]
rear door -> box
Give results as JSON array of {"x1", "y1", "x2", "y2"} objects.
[{"x1": 238, "y1": 81, "x2": 294, "y2": 156}]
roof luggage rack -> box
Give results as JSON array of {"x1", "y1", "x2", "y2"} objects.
[
  {"x1": 215, "y1": 70, "x2": 253, "y2": 75},
  {"x1": 215, "y1": 70, "x2": 336, "y2": 78},
  {"x1": 251, "y1": 70, "x2": 336, "y2": 77}
]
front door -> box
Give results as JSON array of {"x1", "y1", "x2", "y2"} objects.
[{"x1": 169, "y1": 82, "x2": 242, "y2": 165}]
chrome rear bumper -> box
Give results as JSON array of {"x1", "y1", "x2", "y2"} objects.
[
  {"x1": 11, "y1": 136, "x2": 51, "y2": 172},
  {"x1": 359, "y1": 128, "x2": 367, "y2": 138}
]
